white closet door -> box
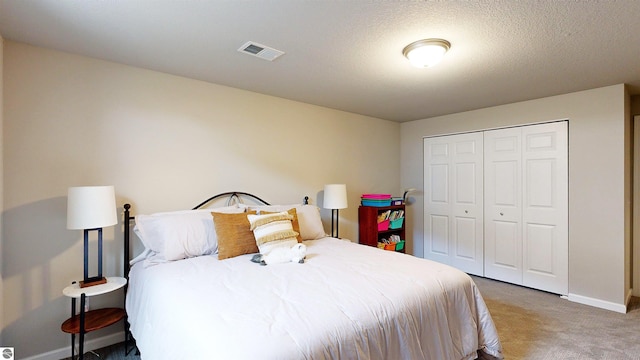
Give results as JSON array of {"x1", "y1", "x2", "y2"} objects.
[
  {"x1": 424, "y1": 136, "x2": 453, "y2": 265},
  {"x1": 484, "y1": 121, "x2": 568, "y2": 294},
  {"x1": 424, "y1": 132, "x2": 484, "y2": 276},
  {"x1": 484, "y1": 127, "x2": 523, "y2": 284},
  {"x1": 521, "y1": 122, "x2": 568, "y2": 294}
]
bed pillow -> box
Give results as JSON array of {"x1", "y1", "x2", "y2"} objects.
[
  {"x1": 247, "y1": 212, "x2": 299, "y2": 255},
  {"x1": 134, "y1": 205, "x2": 243, "y2": 264},
  {"x1": 212, "y1": 211, "x2": 258, "y2": 260},
  {"x1": 258, "y1": 208, "x2": 302, "y2": 243},
  {"x1": 247, "y1": 204, "x2": 326, "y2": 240},
  {"x1": 294, "y1": 205, "x2": 327, "y2": 240}
]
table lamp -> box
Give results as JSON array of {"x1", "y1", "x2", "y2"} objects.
[
  {"x1": 323, "y1": 184, "x2": 348, "y2": 238},
  {"x1": 67, "y1": 186, "x2": 117, "y2": 288}
]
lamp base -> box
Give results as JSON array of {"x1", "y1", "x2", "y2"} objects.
[{"x1": 80, "y1": 276, "x2": 107, "y2": 288}]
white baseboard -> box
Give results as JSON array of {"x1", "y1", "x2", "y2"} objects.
[
  {"x1": 568, "y1": 293, "x2": 628, "y2": 313},
  {"x1": 22, "y1": 331, "x2": 124, "y2": 360}
]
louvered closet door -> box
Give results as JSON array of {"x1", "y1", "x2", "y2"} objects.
[{"x1": 424, "y1": 132, "x2": 484, "y2": 276}]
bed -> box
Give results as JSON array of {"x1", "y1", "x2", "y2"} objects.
[{"x1": 124, "y1": 192, "x2": 503, "y2": 360}]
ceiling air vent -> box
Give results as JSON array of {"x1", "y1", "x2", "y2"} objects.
[{"x1": 238, "y1": 41, "x2": 284, "y2": 61}]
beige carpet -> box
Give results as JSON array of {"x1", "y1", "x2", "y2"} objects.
[{"x1": 472, "y1": 275, "x2": 640, "y2": 360}]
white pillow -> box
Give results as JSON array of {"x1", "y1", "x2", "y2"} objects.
[
  {"x1": 247, "y1": 204, "x2": 326, "y2": 240},
  {"x1": 134, "y1": 205, "x2": 243, "y2": 264}
]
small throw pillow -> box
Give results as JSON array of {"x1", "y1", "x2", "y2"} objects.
[
  {"x1": 212, "y1": 211, "x2": 258, "y2": 260},
  {"x1": 258, "y1": 208, "x2": 302, "y2": 243},
  {"x1": 247, "y1": 212, "x2": 299, "y2": 255}
]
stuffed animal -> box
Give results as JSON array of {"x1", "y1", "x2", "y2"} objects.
[{"x1": 251, "y1": 243, "x2": 307, "y2": 266}]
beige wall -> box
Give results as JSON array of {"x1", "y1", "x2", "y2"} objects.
[
  {"x1": 2, "y1": 41, "x2": 400, "y2": 358},
  {"x1": 400, "y1": 84, "x2": 630, "y2": 310}
]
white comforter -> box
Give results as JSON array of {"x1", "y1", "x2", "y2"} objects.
[{"x1": 127, "y1": 237, "x2": 502, "y2": 360}]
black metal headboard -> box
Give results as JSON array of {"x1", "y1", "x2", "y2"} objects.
[
  {"x1": 123, "y1": 192, "x2": 309, "y2": 279},
  {"x1": 191, "y1": 191, "x2": 271, "y2": 209}
]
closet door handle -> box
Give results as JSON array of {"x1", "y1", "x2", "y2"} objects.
[
  {"x1": 464, "y1": 210, "x2": 469, "y2": 214},
  {"x1": 499, "y1": 212, "x2": 504, "y2": 216}
]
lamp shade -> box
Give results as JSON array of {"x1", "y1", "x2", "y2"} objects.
[
  {"x1": 323, "y1": 184, "x2": 348, "y2": 210},
  {"x1": 67, "y1": 186, "x2": 118, "y2": 230}
]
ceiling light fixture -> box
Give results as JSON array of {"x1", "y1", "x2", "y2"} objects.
[{"x1": 402, "y1": 38, "x2": 451, "y2": 68}]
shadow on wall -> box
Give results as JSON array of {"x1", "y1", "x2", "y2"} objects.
[
  {"x1": 3, "y1": 196, "x2": 129, "y2": 279},
  {"x1": 1, "y1": 196, "x2": 126, "y2": 357},
  {"x1": 2, "y1": 295, "x2": 70, "y2": 355},
  {"x1": 2, "y1": 196, "x2": 73, "y2": 355},
  {"x1": 3, "y1": 196, "x2": 72, "y2": 277}
]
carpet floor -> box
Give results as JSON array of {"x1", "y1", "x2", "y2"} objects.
[
  {"x1": 76, "y1": 276, "x2": 640, "y2": 360},
  {"x1": 472, "y1": 275, "x2": 640, "y2": 360}
]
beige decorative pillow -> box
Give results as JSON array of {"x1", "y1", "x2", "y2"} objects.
[
  {"x1": 294, "y1": 205, "x2": 326, "y2": 240},
  {"x1": 211, "y1": 211, "x2": 258, "y2": 260},
  {"x1": 247, "y1": 212, "x2": 299, "y2": 255},
  {"x1": 259, "y1": 208, "x2": 302, "y2": 243}
]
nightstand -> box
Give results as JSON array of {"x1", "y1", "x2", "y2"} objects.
[{"x1": 61, "y1": 277, "x2": 127, "y2": 360}]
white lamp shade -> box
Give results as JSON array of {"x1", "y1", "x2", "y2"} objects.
[
  {"x1": 323, "y1": 184, "x2": 348, "y2": 210},
  {"x1": 67, "y1": 186, "x2": 118, "y2": 229}
]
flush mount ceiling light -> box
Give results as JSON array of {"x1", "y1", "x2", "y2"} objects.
[{"x1": 402, "y1": 38, "x2": 451, "y2": 68}]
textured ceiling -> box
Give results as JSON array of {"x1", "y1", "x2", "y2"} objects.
[{"x1": 1, "y1": 1, "x2": 639, "y2": 122}]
